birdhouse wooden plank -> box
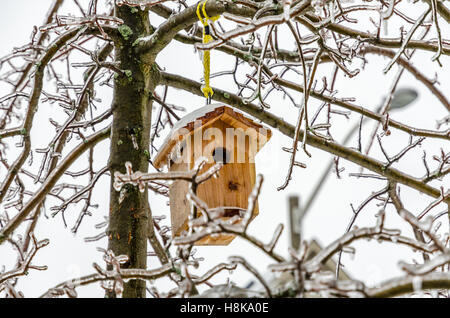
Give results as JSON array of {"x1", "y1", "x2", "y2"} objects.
[{"x1": 154, "y1": 104, "x2": 271, "y2": 245}]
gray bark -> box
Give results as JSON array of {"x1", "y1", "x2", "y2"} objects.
[{"x1": 107, "y1": 5, "x2": 158, "y2": 298}]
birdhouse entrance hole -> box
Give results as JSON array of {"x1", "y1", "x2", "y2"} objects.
[
  {"x1": 221, "y1": 207, "x2": 245, "y2": 218},
  {"x1": 212, "y1": 147, "x2": 230, "y2": 164}
]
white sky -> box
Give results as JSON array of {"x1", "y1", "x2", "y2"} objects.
[{"x1": 0, "y1": 1, "x2": 448, "y2": 297}]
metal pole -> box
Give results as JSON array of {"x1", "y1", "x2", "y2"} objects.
[{"x1": 288, "y1": 195, "x2": 301, "y2": 250}]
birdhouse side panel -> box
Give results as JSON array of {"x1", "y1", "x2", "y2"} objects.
[{"x1": 168, "y1": 162, "x2": 190, "y2": 236}]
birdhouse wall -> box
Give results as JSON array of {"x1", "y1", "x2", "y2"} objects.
[
  {"x1": 168, "y1": 118, "x2": 260, "y2": 245},
  {"x1": 189, "y1": 120, "x2": 258, "y2": 213},
  {"x1": 168, "y1": 161, "x2": 190, "y2": 238}
]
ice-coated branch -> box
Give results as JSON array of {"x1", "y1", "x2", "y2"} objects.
[
  {"x1": 303, "y1": 220, "x2": 436, "y2": 274},
  {"x1": 400, "y1": 253, "x2": 450, "y2": 276},
  {"x1": 0, "y1": 233, "x2": 49, "y2": 285},
  {"x1": 191, "y1": 262, "x2": 237, "y2": 285},
  {"x1": 113, "y1": 161, "x2": 223, "y2": 193},
  {"x1": 135, "y1": 0, "x2": 256, "y2": 56},
  {"x1": 0, "y1": 126, "x2": 110, "y2": 245},
  {"x1": 175, "y1": 186, "x2": 285, "y2": 262},
  {"x1": 229, "y1": 256, "x2": 272, "y2": 297},
  {"x1": 389, "y1": 184, "x2": 448, "y2": 253},
  {"x1": 40, "y1": 262, "x2": 173, "y2": 298},
  {"x1": 160, "y1": 72, "x2": 448, "y2": 203},
  {"x1": 367, "y1": 272, "x2": 450, "y2": 298}
]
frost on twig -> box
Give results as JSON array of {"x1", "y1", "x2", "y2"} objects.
[
  {"x1": 113, "y1": 161, "x2": 223, "y2": 194},
  {"x1": 0, "y1": 233, "x2": 49, "y2": 286}
]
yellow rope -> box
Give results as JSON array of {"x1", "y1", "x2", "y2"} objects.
[{"x1": 196, "y1": 0, "x2": 219, "y2": 100}]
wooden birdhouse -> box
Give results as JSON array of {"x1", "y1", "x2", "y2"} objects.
[{"x1": 154, "y1": 104, "x2": 271, "y2": 245}]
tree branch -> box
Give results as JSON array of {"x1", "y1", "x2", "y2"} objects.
[
  {"x1": 39, "y1": 262, "x2": 173, "y2": 298},
  {"x1": 367, "y1": 272, "x2": 450, "y2": 298},
  {"x1": 160, "y1": 71, "x2": 448, "y2": 203},
  {"x1": 135, "y1": 0, "x2": 256, "y2": 56},
  {"x1": 0, "y1": 126, "x2": 110, "y2": 245}
]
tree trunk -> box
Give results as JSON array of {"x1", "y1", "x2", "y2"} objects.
[{"x1": 107, "y1": 5, "x2": 157, "y2": 298}]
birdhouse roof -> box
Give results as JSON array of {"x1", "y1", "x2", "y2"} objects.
[{"x1": 153, "y1": 103, "x2": 272, "y2": 168}]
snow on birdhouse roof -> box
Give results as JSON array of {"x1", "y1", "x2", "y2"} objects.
[{"x1": 153, "y1": 103, "x2": 271, "y2": 169}]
